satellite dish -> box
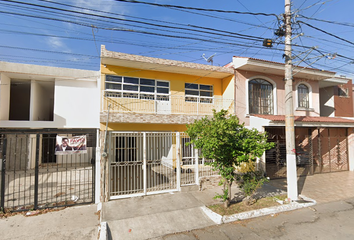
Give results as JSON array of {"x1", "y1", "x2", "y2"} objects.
[{"x1": 202, "y1": 53, "x2": 216, "y2": 65}]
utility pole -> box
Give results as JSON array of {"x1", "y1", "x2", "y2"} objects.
[{"x1": 284, "y1": 0, "x2": 298, "y2": 200}]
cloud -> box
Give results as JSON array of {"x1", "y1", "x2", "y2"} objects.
[
  {"x1": 70, "y1": 0, "x2": 128, "y2": 14},
  {"x1": 46, "y1": 37, "x2": 70, "y2": 52}
]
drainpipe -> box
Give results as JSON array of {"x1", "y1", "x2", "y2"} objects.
[{"x1": 101, "y1": 104, "x2": 111, "y2": 202}]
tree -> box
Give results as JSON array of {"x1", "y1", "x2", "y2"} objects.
[{"x1": 186, "y1": 109, "x2": 273, "y2": 207}]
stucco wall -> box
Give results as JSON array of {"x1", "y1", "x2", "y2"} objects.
[
  {"x1": 235, "y1": 70, "x2": 321, "y2": 126},
  {"x1": 0, "y1": 73, "x2": 10, "y2": 120},
  {"x1": 320, "y1": 87, "x2": 335, "y2": 117}
]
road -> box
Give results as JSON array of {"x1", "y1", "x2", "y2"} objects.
[{"x1": 158, "y1": 197, "x2": 354, "y2": 240}]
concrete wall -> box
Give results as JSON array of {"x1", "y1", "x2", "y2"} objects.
[
  {"x1": 0, "y1": 62, "x2": 100, "y2": 129},
  {"x1": 54, "y1": 78, "x2": 100, "y2": 128},
  {"x1": 320, "y1": 87, "x2": 335, "y2": 117},
  {"x1": 0, "y1": 73, "x2": 10, "y2": 120}
]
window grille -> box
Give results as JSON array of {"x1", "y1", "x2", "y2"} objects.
[
  {"x1": 249, "y1": 79, "x2": 273, "y2": 114},
  {"x1": 298, "y1": 84, "x2": 309, "y2": 108}
]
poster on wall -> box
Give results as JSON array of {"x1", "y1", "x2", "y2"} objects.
[{"x1": 55, "y1": 135, "x2": 87, "y2": 155}]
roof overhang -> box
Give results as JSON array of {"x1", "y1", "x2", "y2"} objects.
[
  {"x1": 101, "y1": 45, "x2": 234, "y2": 78},
  {"x1": 251, "y1": 115, "x2": 354, "y2": 128},
  {"x1": 232, "y1": 57, "x2": 344, "y2": 82}
]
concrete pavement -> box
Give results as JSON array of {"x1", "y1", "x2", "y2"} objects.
[
  {"x1": 1, "y1": 171, "x2": 353, "y2": 240},
  {"x1": 0, "y1": 204, "x2": 99, "y2": 240}
]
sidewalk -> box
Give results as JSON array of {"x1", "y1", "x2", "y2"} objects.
[
  {"x1": 1, "y1": 171, "x2": 353, "y2": 240},
  {"x1": 0, "y1": 204, "x2": 99, "y2": 240},
  {"x1": 102, "y1": 183, "x2": 286, "y2": 240}
]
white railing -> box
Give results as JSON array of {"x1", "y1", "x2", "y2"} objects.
[{"x1": 101, "y1": 91, "x2": 234, "y2": 115}]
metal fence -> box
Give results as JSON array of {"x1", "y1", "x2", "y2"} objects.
[
  {"x1": 0, "y1": 129, "x2": 96, "y2": 212},
  {"x1": 265, "y1": 127, "x2": 349, "y2": 179},
  {"x1": 109, "y1": 132, "x2": 218, "y2": 199}
]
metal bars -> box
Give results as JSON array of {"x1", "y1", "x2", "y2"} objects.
[
  {"x1": 109, "y1": 131, "x2": 218, "y2": 199},
  {"x1": 0, "y1": 130, "x2": 96, "y2": 212}
]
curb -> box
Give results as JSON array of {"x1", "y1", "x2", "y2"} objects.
[{"x1": 201, "y1": 195, "x2": 316, "y2": 224}]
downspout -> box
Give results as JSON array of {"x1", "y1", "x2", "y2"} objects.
[{"x1": 102, "y1": 104, "x2": 111, "y2": 202}]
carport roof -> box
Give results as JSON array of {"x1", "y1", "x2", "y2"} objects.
[{"x1": 253, "y1": 115, "x2": 354, "y2": 124}]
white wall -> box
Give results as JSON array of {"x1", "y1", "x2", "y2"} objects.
[
  {"x1": 54, "y1": 79, "x2": 100, "y2": 128},
  {"x1": 0, "y1": 73, "x2": 10, "y2": 120},
  {"x1": 320, "y1": 87, "x2": 335, "y2": 117}
]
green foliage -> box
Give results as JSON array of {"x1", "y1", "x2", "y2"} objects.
[
  {"x1": 237, "y1": 170, "x2": 269, "y2": 197},
  {"x1": 186, "y1": 109, "x2": 274, "y2": 206},
  {"x1": 213, "y1": 188, "x2": 228, "y2": 202}
]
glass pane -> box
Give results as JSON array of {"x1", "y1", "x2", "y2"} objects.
[
  {"x1": 123, "y1": 85, "x2": 139, "y2": 91},
  {"x1": 106, "y1": 75, "x2": 122, "y2": 83},
  {"x1": 200, "y1": 98, "x2": 213, "y2": 103},
  {"x1": 140, "y1": 94, "x2": 154, "y2": 100},
  {"x1": 185, "y1": 83, "x2": 198, "y2": 89},
  {"x1": 124, "y1": 77, "x2": 139, "y2": 84},
  {"x1": 105, "y1": 91, "x2": 121, "y2": 97},
  {"x1": 140, "y1": 86, "x2": 155, "y2": 93},
  {"x1": 157, "y1": 87, "x2": 169, "y2": 94},
  {"x1": 157, "y1": 81, "x2": 169, "y2": 87},
  {"x1": 185, "y1": 90, "x2": 199, "y2": 96},
  {"x1": 157, "y1": 95, "x2": 169, "y2": 101},
  {"x1": 140, "y1": 78, "x2": 155, "y2": 86},
  {"x1": 106, "y1": 83, "x2": 121, "y2": 90},
  {"x1": 123, "y1": 92, "x2": 138, "y2": 98},
  {"x1": 185, "y1": 96, "x2": 198, "y2": 102},
  {"x1": 200, "y1": 91, "x2": 212, "y2": 97},
  {"x1": 200, "y1": 84, "x2": 213, "y2": 91}
]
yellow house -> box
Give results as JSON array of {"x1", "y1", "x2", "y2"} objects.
[{"x1": 99, "y1": 45, "x2": 235, "y2": 199}]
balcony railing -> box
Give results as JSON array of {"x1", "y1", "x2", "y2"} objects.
[{"x1": 101, "y1": 91, "x2": 234, "y2": 115}]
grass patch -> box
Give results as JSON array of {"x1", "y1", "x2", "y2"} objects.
[{"x1": 208, "y1": 194, "x2": 288, "y2": 216}]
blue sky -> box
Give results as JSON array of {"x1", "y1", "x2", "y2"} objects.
[{"x1": 0, "y1": 0, "x2": 352, "y2": 78}]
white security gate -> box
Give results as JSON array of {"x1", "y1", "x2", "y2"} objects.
[
  {"x1": 109, "y1": 132, "x2": 218, "y2": 199},
  {"x1": 109, "y1": 132, "x2": 179, "y2": 199}
]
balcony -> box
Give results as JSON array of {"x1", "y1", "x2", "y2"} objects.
[{"x1": 101, "y1": 91, "x2": 234, "y2": 116}]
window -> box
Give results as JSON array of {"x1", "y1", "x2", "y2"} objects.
[
  {"x1": 105, "y1": 75, "x2": 170, "y2": 101},
  {"x1": 338, "y1": 86, "x2": 349, "y2": 97},
  {"x1": 249, "y1": 79, "x2": 273, "y2": 115},
  {"x1": 298, "y1": 84, "x2": 309, "y2": 108},
  {"x1": 185, "y1": 83, "x2": 213, "y2": 103}
]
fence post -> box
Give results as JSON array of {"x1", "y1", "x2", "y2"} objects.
[
  {"x1": 34, "y1": 134, "x2": 40, "y2": 210},
  {"x1": 1, "y1": 136, "x2": 7, "y2": 211},
  {"x1": 176, "y1": 132, "x2": 181, "y2": 191},
  {"x1": 194, "y1": 146, "x2": 199, "y2": 185},
  {"x1": 143, "y1": 132, "x2": 147, "y2": 195}
]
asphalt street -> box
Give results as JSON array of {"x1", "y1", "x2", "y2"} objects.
[{"x1": 157, "y1": 197, "x2": 354, "y2": 240}]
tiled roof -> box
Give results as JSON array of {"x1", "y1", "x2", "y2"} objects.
[{"x1": 253, "y1": 115, "x2": 354, "y2": 123}]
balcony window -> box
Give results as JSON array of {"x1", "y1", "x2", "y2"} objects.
[
  {"x1": 185, "y1": 83, "x2": 213, "y2": 103},
  {"x1": 249, "y1": 79, "x2": 273, "y2": 115},
  {"x1": 298, "y1": 84, "x2": 309, "y2": 108},
  {"x1": 105, "y1": 75, "x2": 169, "y2": 101}
]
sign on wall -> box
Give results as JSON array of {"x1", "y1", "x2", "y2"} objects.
[{"x1": 55, "y1": 135, "x2": 87, "y2": 155}]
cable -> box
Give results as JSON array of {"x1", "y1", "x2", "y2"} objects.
[
  {"x1": 298, "y1": 21, "x2": 354, "y2": 46},
  {"x1": 112, "y1": 0, "x2": 279, "y2": 18}
]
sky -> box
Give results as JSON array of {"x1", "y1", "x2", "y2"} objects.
[{"x1": 0, "y1": 0, "x2": 353, "y2": 78}]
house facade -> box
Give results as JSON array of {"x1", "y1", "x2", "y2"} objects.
[
  {"x1": 229, "y1": 57, "x2": 354, "y2": 179},
  {"x1": 99, "y1": 47, "x2": 354, "y2": 201},
  {"x1": 0, "y1": 61, "x2": 101, "y2": 210}
]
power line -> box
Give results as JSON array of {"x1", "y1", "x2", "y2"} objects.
[{"x1": 112, "y1": 0, "x2": 279, "y2": 18}]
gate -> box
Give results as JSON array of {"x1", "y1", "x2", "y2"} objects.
[
  {"x1": 109, "y1": 132, "x2": 218, "y2": 199},
  {"x1": 265, "y1": 127, "x2": 349, "y2": 179},
  {"x1": 0, "y1": 129, "x2": 96, "y2": 212},
  {"x1": 109, "y1": 132, "x2": 178, "y2": 198}
]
